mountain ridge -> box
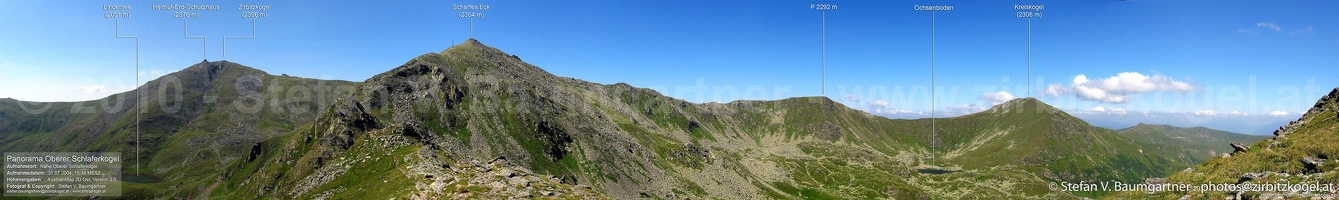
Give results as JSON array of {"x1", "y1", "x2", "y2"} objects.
[{"x1": 0, "y1": 39, "x2": 1276, "y2": 199}]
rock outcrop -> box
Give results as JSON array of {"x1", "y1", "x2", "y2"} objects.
[
  {"x1": 1302, "y1": 156, "x2": 1325, "y2": 173},
  {"x1": 1271, "y1": 88, "x2": 1339, "y2": 138},
  {"x1": 1230, "y1": 142, "x2": 1250, "y2": 154},
  {"x1": 1238, "y1": 172, "x2": 1268, "y2": 183}
]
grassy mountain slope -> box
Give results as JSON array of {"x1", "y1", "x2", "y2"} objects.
[
  {"x1": 926, "y1": 98, "x2": 1183, "y2": 197},
  {"x1": 1117, "y1": 88, "x2": 1339, "y2": 199},
  {"x1": 0, "y1": 61, "x2": 359, "y2": 198}
]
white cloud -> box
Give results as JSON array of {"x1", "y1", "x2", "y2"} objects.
[
  {"x1": 1041, "y1": 84, "x2": 1064, "y2": 97},
  {"x1": 942, "y1": 104, "x2": 988, "y2": 116},
  {"x1": 1257, "y1": 22, "x2": 1281, "y2": 32},
  {"x1": 1228, "y1": 111, "x2": 1248, "y2": 117},
  {"x1": 1042, "y1": 72, "x2": 1198, "y2": 103},
  {"x1": 843, "y1": 95, "x2": 860, "y2": 102},
  {"x1": 872, "y1": 108, "x2": 922, "y2": 115},
  {"x1": 868, "y1": 100, "x2": 889, "y2": 108},
  {"x1": 1268, "y1": 110, "x2": 1290, "y2": 117},
  {"x1": 1193, "y1": 110, "x2": 1248, "y2": 117},
  {"x1": 0, "y1": 62, "x2": 142, "y2": 102},
  {"x1": 138, "y1": 69, "x2": 168, "y2": 80},
  {"x1": 1291, "y1": 25, "x2": 1315, "y2": 35},
  {"x1": 1242, "y1": 22, "x2": 1314, "y2": 36},
  {"x1": 75, "y1": 85, "x2": 107, "y2": 94},
  {"x1": 1086, "y1": 106, "x2": 1127, "y2": 115},
  {"x1": 979, "y1": 91, "x2": 1015, "y2": 105}
]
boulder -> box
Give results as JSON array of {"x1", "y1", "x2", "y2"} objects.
[
  {"x1": 246, "y1": 142, "x2": 263, "y2": 162},
  {"x1": 1238, "y1": 172, "x2": 1268, "y2": 183},
  {"x1": 1230, "y1": 142, "x2": 1249, "y2": 154},
  {"x1": 1302, "y1": 157, "x2": 1325, "y2": 173}
]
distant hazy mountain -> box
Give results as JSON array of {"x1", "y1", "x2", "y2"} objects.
[
  {"x1": 1116, "y1": 124, "x2": 1268, "y2": 167},
  {"x1": 0, "y1": 39, "x2": 1277, "y2": 199},
  {"x1": 1078, "y1": 113, "x2": 1292, "y2": 136}
]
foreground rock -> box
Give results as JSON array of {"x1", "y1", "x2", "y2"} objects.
[
  {"x1": 1229, "y1": 142, "x2": 1249, "y2": 154},
  {"x1": 411, "y1": 157, "x2": 606, "y2": 199}
]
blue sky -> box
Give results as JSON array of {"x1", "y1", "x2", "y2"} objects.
[{"x1": 1, "y1": 0, "x2": 1336, "y2": 134}]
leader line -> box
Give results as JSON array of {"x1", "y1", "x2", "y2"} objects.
[
  {"x1": 185, "y1": 19, "x2": 206, "y2": 58},
  {"x1": 115, "y1": 18, "x2": 141, "y2": 176},
  {"x1": 223, "y1": 19, "x2": 257, "y2": 57}
]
